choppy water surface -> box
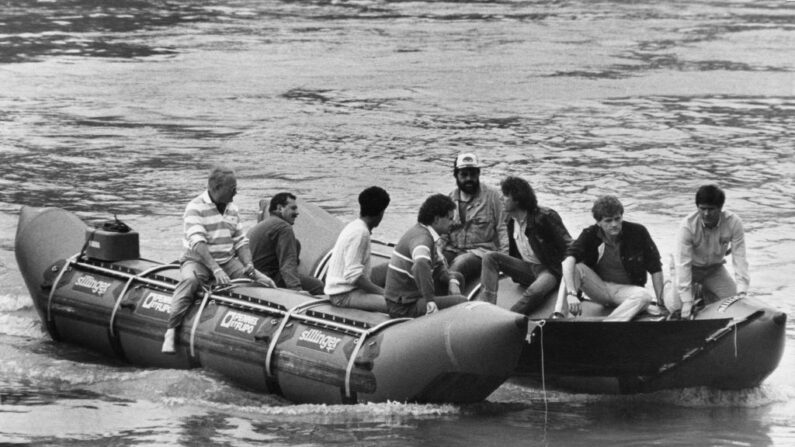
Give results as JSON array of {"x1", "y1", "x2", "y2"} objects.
[{"x1": 1, "y1": 0, "x2": 794, "y2": 445}]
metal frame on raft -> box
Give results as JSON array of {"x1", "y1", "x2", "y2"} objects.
[{"x1": 46, "y1": 254, "x2": 411, "y2": 399}]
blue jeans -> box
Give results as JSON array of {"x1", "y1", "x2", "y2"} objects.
[
  {"x1": 480, "y1": 251, "x2": 558, "y2": 315},
  {"x1": 444, "y1": 251, "x2": 483, "y2": 289},
  {"x1": 167, "y1": 258, "x2": 246, "y2": 329},
  {"x1": 329, "y1": 289, "x2": 388, "y2": 313},
  {"x1": 387, "y1": 295, "x2": 467, "y2": 318},
  {"x1": 571, "y1": 263, "x2": 652, "y2": 322}
]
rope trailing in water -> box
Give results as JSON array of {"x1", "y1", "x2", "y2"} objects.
[{"x1": 538, "y1": 319, "x2": 548, "y2": 438}]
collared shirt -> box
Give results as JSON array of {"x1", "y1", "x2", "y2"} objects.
[
  {"x1": 512, "y1": 214, "x2": 540, "y2": 264},
  {"x1": 676, "y1": 209, "x2": 749, "y2": 302},
  {"x1": 446, "y1": 184, "x2": 509, "y2": 254},
  {"x1": 182, "y1": 191, "x2": 247, "y2": 265},
  {"x1": 324, "y1": 218, "x2": 373, "y2": 295}
]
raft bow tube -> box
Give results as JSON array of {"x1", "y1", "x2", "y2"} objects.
[{"x1": 15, "y1": 206, "x2": 527, "y2": 405}]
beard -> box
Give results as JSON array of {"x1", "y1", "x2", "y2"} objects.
[{"x1": 456, "y1": 177, "x2": 480, "y2": 195}]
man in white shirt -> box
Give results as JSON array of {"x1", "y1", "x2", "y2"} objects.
[
  {"x1": 676, "y1": 184, "x2": 749, "y2": 318},
  {"x1": 324, "y1": 187, "x2": 391, "y2": 312}
]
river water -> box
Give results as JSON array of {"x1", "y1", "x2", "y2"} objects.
[{"x1": 1, "y1": 0, "x2": 794, "y2": 445}]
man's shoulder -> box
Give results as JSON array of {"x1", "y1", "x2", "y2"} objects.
[
  {"x1": 721, "y1": 209, "x2": 742, "y2": 224},
  {"x1": 186, "y1": 191, "x2": 209, "y2": 207},
  {"x1": 535, "y1": 206, "x2": 561, "y2": 219},
  {"x1": 251, "y1": 215, "x2": 291, "y2": 235},
  {"x1": 479, "y1": 184, "x2": 501, "y2": 200},
  {"x1": 340, "y1": 218, "x2": 369, "y2": 238},
  {"x1": 398, "y1": 224, "x2": 431, "y2": 244},
  {"x1": 622, "y1": 220, "x2": 650, "y2": 234}
]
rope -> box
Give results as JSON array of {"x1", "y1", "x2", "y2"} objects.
[
  {"x1": 190, "y1": 287, "x2": 213, "y2": 359},
  {"x1": 537, "y1": 319, "x2": 548, "y2": 440}
]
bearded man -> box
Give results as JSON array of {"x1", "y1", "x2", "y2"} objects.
[{"x1": 442, "y1": 153, "x2": 508, "y2": 289}]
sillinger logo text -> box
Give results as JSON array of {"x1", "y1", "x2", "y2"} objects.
[
  {"x1": 73, "y1": 275, "x2": 112, "y2": 296},
  {"x1": 296, "y1": 328, "x2": 342, "y2": 353}
]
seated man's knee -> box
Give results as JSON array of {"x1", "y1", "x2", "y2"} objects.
[{"x1": 481, "y1": 252, "x2": 499, "y2": 270}]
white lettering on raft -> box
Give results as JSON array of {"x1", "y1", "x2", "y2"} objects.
[
  {"x1": 73, "y1": 275, "x2": 112, "y2": 296},
  {"x1": 220, "y1": 311, "x2": 259, "y2": 334},
  {"x1": 141, "y1": 292, "x2": 172, "y2": 313},
  {"x1": 297, "y1": 329, "x2": 342, "y2": 353}
]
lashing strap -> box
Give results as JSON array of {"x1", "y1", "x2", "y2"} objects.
[{"x1": 109, "y1": 263, "x2": 180, "y2": 338}]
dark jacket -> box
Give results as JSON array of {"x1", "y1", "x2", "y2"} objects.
[
  {"x1": 247, "y1": 215, "x2": 302, "y2": 290},
  {"x1": 507, "y1": 207, "x2": 572, "y2": 278},
  {"x1": 566, "y1": 220, "x2": 662, "y2": 287}
]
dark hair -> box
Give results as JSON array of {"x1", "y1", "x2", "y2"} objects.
[
  {"x1": 500, "y1": 176, "x2": 537, "y2": 212},
  {"x1": 591, "y1": 195, "x2": 624, "y2": 221},
  {"x1": 695, "y1": 184, "x2": 725, "y2": 208},
  {"x1": 269, "y1": 192, "x2": 297, "y2": 212},
  {"x1": 418, "y1": 194, "x2": 455, "y2": 225},
  {"x1": 359, "y1": 186, "x2": 390, "y2": 217}
]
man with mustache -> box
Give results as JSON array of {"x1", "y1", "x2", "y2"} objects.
[
  {"x1": 443, "y1": 153, "x2": 508, "y2": 290},
  {"x1": 248, "y1": 192, "x2": 325, "y2": 295}
]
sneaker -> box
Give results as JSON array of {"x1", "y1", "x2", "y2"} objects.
[{"x1": 161, "y1": 328, "x2": 176, "y2": 354}]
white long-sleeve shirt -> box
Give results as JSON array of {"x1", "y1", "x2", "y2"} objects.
[
  {"x1": 676, "y1": 209, "x2": 749, "y2": 303},
  {"x1": 324, "y1": 218, "x2": 373, "y2": 296}
]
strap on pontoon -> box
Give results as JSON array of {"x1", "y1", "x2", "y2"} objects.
[
  {"x1": 47, "y1": 254, "x2": 80, "y2": 326},
  {"x1": 109, "y1": 263, "x2": 180, "y2": 338},
  {"x1": 189, "y1": 278, "x2": 261, "y2": 359},
  {"x1": 264, "y1": 298, "x2": 332, "y2": 378},
  {"x1": 343, "y1": 317, "x2": 410, "y2": 399}
]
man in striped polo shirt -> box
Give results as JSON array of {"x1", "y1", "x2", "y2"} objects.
[
  {"x1": 384, "y1": 194, "x2": 467, "y2": 318},
  {"x1": 162, "y1": 166, "x2": 275, "y2": 354}
]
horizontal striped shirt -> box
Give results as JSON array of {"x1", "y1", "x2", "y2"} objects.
[
  {"x1": 385, "y1": 223, "x2": 457, "y2": 304},
  {"x1": 182, "y1": 191, "x2": 247, "y2": 265}
]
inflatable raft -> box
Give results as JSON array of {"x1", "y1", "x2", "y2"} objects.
[
  {"x1": 302, "y1": 203, "x2": 787, "y2": 394},
  {"x1": 14, "y1": 206, "x2": 527, "y2": 405}
]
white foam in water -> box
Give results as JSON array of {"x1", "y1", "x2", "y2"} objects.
[
  {"x1": 0, "y1": 293, "x2": 33, "y2": 312},
  {"x1": 0, "y1": 314, "x2": 44, "y2": 338}
]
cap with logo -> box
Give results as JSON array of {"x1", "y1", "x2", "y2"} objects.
[{"x1": 455, "y1": 153, "x2": 481, "y2": 170}]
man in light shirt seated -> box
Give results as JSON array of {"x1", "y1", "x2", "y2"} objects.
[
  {"x1": 162, "y1": 166, "x2": 275, "y2": 354},
  {"x1": 675, "y1": 184, "x2": 749, "y2": 319},
  {"x1": 324, "y1": 186, "x2": 391, "y2": 313}
]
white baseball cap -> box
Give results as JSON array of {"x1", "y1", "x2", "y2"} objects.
[{"x1": 455, "y1": 153, "x2": 481, "y2": 169}]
